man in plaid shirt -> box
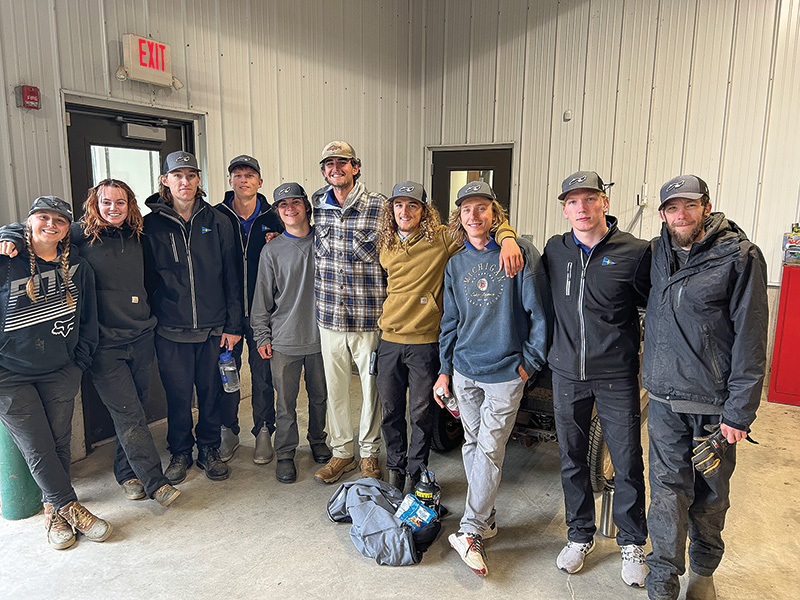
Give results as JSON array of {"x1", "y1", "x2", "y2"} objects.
[{"x1": 311, "y1": 141, "x2": 387, "y2": 484}]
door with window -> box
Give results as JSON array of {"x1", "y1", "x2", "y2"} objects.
[{"x1": 66, "y1": 104, "x2": 193, "y2": 448}]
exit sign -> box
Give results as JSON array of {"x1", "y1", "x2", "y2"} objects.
[{"x1": 122, "y1": 33, "x2": 173, "y2": 87}]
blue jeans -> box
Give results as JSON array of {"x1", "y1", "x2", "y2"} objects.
[
  {"x1": 552, "y1": 372, "x2": 646, "y2": 546},
  {"x1": 89, "y1": 333, "x2": 170, "y2": 497},
  {"x1": 0, "y1": 363, "x2": 82, "y2": 509}
]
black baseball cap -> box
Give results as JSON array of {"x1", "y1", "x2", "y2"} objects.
[
  {"x1": 455, "y1": 181, "x2": 496, "y2": 206},
  {"x1": 28, "y1": 196, "x2": 73, "y2": 223},
  {"x1": 163, "y1": 151, "x2": 200, "y2": 175},
  {"x1": 658, "y1": 175, "x2": 710, "y2": 210},
  {"x1": 388, "y1": 181, "x2": 428, "y2": 205},
  {"x1": 558, "y1": 171, "x2": 612, "y2": 200},
  {"x1": 228, "y1": 155, "x2": 261, "y2": 176}
]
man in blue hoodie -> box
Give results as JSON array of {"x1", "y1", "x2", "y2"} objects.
[{"x1": 433, "y1": 181, "x2": 550, "y2": 577}]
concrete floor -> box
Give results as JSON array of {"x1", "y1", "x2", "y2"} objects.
[{"x1": 1, "y1": 379, "x2": 798, "y2": 600}]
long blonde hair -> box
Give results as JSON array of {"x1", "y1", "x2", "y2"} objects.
[
  {"x1": 447, "y1": 199, "x2": 507, "y2": 245},
  {"x1": 24, "y1": 223, "x2": 74, "y2": 307}
]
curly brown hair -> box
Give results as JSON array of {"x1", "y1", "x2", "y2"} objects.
[
  {"x1": 82, "y1": 179, "x2": 144, "y2": 244},
  {"x1": 447, "y1": 199, "x2": 507, "y2": 245},
  {"x1": 378, "y1": 199, "x2": 442, "y2": 252}
]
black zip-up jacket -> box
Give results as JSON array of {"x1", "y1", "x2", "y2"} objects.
[
  {"x1": 214, "y1": 192, "x2": 283, "y2": 318},
  {"x1": 0, "y1": 222, "x2": 155, "y2": 348},
  {"x1": 642, "y1": 213, "x2": 768, "y2": 431},
  {"x1": 0, "y1": 240, "x2": 98, "y2": 374},
  {"x1": 543, "y1": 215, "x2": 651, "y2": 381},
  {"x1": 143, "y1": 194, "x2": 243, "y2": 334}
]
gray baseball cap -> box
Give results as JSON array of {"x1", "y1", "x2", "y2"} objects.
[
  {"x1": 163, "y1": 151, "x2": 200, "y2": 175},
  {"x1": 28, "y1": 196, "x2": 73, "y2": 223},
  {"x1": 388, "y1": 181, "x2": 428, "y2": 205},
  {"x1": 455, "y1": 181, "x2": 495, "y2": 206},
  {"x1": 228, "y1": 154, "x2": 261, "y2": 175},
  {"x1": 658, "y1": 175, "x2": 710, "y2": 210},
  {"x1": 273, "y1": 182, "x2": 307, "y2": 204},
  {"x1": 558, "y1": 171, "x2": 612, "y2": 200}
]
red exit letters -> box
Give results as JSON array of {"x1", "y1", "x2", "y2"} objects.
[{"x1": 139, "y1": 39, "x2": 166, "y2": 71}]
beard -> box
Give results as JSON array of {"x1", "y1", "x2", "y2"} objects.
[{"x1": 666, "y1": 219, "x2": 704, "y2": 248}]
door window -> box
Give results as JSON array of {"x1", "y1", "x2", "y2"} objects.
[{"x1": 90, "y1": 145, "x2": 161, "y2": 215}]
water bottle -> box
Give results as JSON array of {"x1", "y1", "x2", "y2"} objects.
[
  {"x1": 436, "y1": 386, "x2": 460, "y2": 419},
  {"x1": 414, "y1": 465, "x2": 441, "y2": 516},
  {"x1": 218, "y1": 350, "x2": 240, "y2": 393}
]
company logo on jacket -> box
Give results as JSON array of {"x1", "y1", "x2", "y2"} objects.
[
  {"x1": 602, "y1": 257, "x2": 616, "y2": 266},
  {"x1": 201, "y1": 226, "x2": 211, "y2": 234}
]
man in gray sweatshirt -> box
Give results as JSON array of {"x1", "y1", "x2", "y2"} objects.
[{"x1": 250, "y1": 183, "x2": 330, "y2": 483}]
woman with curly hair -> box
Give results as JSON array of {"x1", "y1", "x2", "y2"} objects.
[
  {"x1": 0, "y1": 196, "x2": 110, "y2": 549},
  {"x1": 376, "y1": 181, "x2": 522, "y2": 493},
  {"x1": 1, "y1": 181, "x2": 180, "y2": 510}
]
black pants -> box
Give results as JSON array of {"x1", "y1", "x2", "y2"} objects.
[
  {"x1": 220, "y1": 319, "x2": 275, "y2": 437},
  {"x1": 0, "y1": 363, "x2": 82, "y2": 509},
  {"x1": 376, "y1": 341, "x2": 439, "y2": 478},
  {"x1": 155, "y1": 334, "x2": 223, "y2": 456},
  {"x1": 552, "y1": 372, "x2": 647, "y2": 546},
  {"x1": 645, "y1": 399, "x2": 735, "y2": 600},
  {"x1": 89, "y1": 333, "x2": 170, "y2": 497}
]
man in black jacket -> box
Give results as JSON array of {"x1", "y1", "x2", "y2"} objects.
[
  {"x1": 213, "y1": 155, "x2": 284, "y2": 465},
  {"x1": 544, "y1": 171, "x2": 650, "y2": 588},
  {"x1": 143, "y1": 151, "x2": 242, "y2": 483},
  {"x1": 642, "y1": 175, "x2": 768, "y2": 600}
]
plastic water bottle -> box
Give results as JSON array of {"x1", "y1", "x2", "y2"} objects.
[
  {"x1": 218, "y1": 350, "x2": 240, "y2": 393},
  {"x1": 436, "y1": 386, "x2": 460, "y2": 419}
]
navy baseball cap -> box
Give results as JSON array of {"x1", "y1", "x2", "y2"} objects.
[
  {"x1": 163, "y1": 151, "x2": 200, "y2": 175},
  {"x1": 658, "y1": 175, "x2": 710, "y2": 210},
  {"x1": 228, "y1": 155, "x2": 261, "y2": 176},
  {"x1": 388, "y1": 181, "x2": 428, "y2": 204},
  {"x1": 273, "y1": 182, "x2": 307, "y2": 203},
  {"x1": 455, "y1": 181, "x2": 495, "y2": 206},
  {"x1": 28, "y1": 196, "x2": 73, "y2": 223},
  {"x1": 558, "y1": 171, "x2": 612, "y2": 200}
]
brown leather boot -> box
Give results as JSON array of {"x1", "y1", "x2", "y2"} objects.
[
  {"x1": 360, "y1": 456, "x2": 381, "y2": 479},
  {"x1": 314, "y1": 456, "x2": 356, "y2": 484}
]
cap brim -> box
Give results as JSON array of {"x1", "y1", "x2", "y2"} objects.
[
  {"x1": 658, "y1": 191, "x2": 704, "y2": 210},
  {"x1": 455, "y1": 193, "x2": 494, "y2": 206},
  {"x1": 557, "y1": 186, "x2": 605, "y2": 201},
  {"x1": 228, "y1": 162, "x2": 259, "y2": 174}
]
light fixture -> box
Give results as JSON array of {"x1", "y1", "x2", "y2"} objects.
[{"x1": 115, "y1": 65, "x2": 128, "y2": 81}]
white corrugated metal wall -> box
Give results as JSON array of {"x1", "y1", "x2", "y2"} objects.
[{"x1": 1, "y1": 0, "x2": 798, "y2": 285}]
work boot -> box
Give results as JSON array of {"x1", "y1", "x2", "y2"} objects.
[
  {"x1": 556, "y1": 539, "x2": 594, "y2": 574},
  {"x1": 310, "y1": 443, "x2": 332, "y2": 464},
  {"x1": 58, "y1": 501, "x2": 112, "y2": 542},
  {"x1": 449, "y1": 531, "x2": 488, "y2": 576},
  {"x1": 314, "y1": 457, "x2": 356, "y2": 484},
  {"x1": 165, "y1": 453, "x2": 192, "y2": 485},
  {"x1": 276, "y1": 458, "x2": 297, "y2": 483},
  {"x1": 360, "y1": 456, "x2": 381, "y2": 479},
  {"x1": 219, "y1": 426, "x2": 240, "y2": 462},
  {"x1": 253, "y1": 425, "x2": 274, "y2": 465},
  {"x1": 686, "y1": 570, "x2": 717, "y2": 600},
  {"x1": 44, "y1": 502, "x2": 76, "y2": 550},
  {"x1": 197, "y1": 446, "x2": 230, "y2": 481},
  {"x1": 152, "y1": 484, "x2": 181, "y2": 507},
  {"x1": 387, "y1": 469, "x2": 404, "y2": 490},
  {"x1": 121, "y1": 478, "x2": 146, "y2": 500}
]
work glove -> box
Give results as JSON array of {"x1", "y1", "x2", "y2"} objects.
[{"x1": 691, "y1": 426, "x2": 729, "y2": 478}]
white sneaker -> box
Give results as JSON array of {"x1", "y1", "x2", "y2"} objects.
[
  {"x1": 483, "y1": 516, "x2": 498, "y2": 540},
  {"x1": 449, "y1": 531, "x2": 488, "y2": 576},
  {"x1": 620, "y1": 544, "x2": 648, "y2": 587},
  {"x1": 556, "y1": 539, "x2": 594, "y2": 573}
]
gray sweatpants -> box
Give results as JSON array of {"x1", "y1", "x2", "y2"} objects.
[{"x1": 453, "y1": 370, "x2": 525, "y2": 536}]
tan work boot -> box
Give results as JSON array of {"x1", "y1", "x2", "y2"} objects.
[
  {"x1": 58, "y1": 501, "x2": 112, "y2": 542},
  {"x1": 360, "y1": 456, "x2": 381, "y2": 479},
  {"x1": 152, "y1": 483, "x2": 181, "y2": 507},
  {"x1": 314, "y1": 457, "x2": 356, "y2": 484},
  {"x1": 44, "y1": 502, "x2": 76, "y2": 550}
]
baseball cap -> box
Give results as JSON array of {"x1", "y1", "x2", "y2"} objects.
[
  {"x1": 228, "y1": 154, "x2": 261, "y2": 175},
  {"x1": 388, "y1": 181, "x2": 428, "y2": 204},
  {"x1": 163, "y1": 151, "x2": 200, "y2": 175},
  {"x1": 273, "y1": 182, "x2": 307, "y2": 204},
  {"x1": 28, "y1": 196, "x2": 73, "y2": 223},
  {"x1": 558, "y1": 171, "x2": 612, "y2": 200},
  {"x1": 320, "y1": 141, "x2": 357, "y2": 163},
  {"x1": 455, "y1": 181, "x2": 496, "y2": 206},
  {"x1": 658, "y1": 175, "x2": 710, "y2": 210}
]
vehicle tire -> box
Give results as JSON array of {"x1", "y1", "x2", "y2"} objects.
[
  {"x1": 430, "y1": 406, "x2": 464, "y2": 452},
  {"x1": 588, "y1": 415, "x2": 614, "y2": 492}
]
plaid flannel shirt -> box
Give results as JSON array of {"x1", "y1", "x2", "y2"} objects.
[{"x1": 312, "y1": 181, "x2": 387, "y2": 331}]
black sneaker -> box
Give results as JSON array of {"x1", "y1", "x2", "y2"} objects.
[
  {"x1": 165, "y1": 453, "x2": 192, "y2": 485},
  {"x1": 276, "y1": 458, "x2": 297, "y2": 483},
  {"x1": 197, "y1": 446, "x2": 230, "y2": 481}
]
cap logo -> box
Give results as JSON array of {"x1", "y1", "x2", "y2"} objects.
[
  {"x1": 465, "y1": 184, "x2": 483, "y2": 193},
  {"x1": 398, "y1": 185, "x2": 415, "y2": 193},
  {"x1": 569, "y1": 175, "x2": 587, "y2": 185},
  {"x1": 665, "y1": 179, "x2": 685, "y2": 192},
  {"x1": 176, "y1": 155, "x2": 190, "y2": 163},
  {"x1": 279, "y1": 186, "x2": 292, "y2": 195}
]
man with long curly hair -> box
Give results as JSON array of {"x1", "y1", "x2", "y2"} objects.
[{"x1": 376, "y1": 181, "x2": 521, "y2": 492}]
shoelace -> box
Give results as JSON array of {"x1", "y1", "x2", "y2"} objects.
[
  {"x1": 566, "y1": 540, "x2": 594, "y2": 555},
  {"x1": 45, "y1": 507, "x2": 69, "y2": 532},
  {"x1": 621, "y1": 545, "x2": 646, "y2": 564},
  {"x1": 467, "y1": 535, "x2": 485, "y2": 557},
  {"x1": 64, "y1": 503, "x2": 94, "y2": 533}
]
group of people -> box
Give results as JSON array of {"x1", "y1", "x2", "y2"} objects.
[{"x1": 0, "y1": 139, "x2": 768, "y2": 600}]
